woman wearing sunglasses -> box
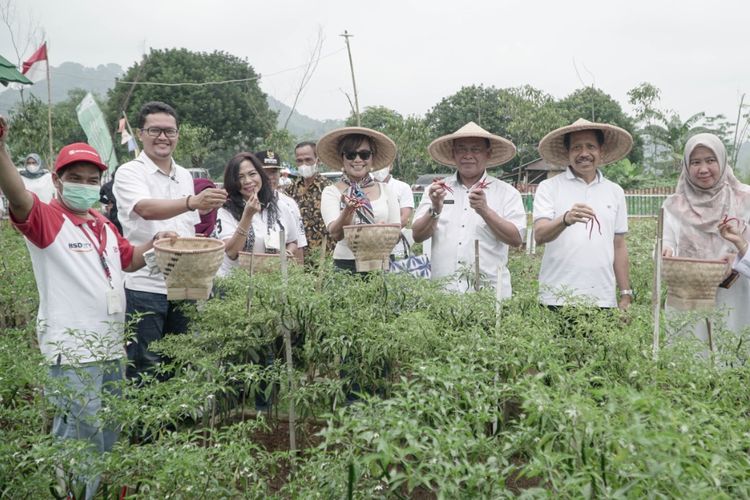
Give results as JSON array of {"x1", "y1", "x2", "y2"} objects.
[{"x1": 319, "y1": 127, "x2": 401, "y2": 272}]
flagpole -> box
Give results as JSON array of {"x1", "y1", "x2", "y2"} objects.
[
  {"x1": 122, "y1": 112, "x2": 140, "y2": 156},
  {"x1": 45, "y1": 44, "x2": 53, "y2": 165}
]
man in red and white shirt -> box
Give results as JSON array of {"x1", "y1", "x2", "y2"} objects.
[{"x1": 0, "y1": 117, "x2": 174, "y2": 498}]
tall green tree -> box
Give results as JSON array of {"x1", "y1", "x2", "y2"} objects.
[
  {"x1": 6, "y1": 89, "x2": 93, "y2": 166},
  {"x1": 424, "y1": 85, "x2": 512, "y2": 139},
  {"x1": 346, "y1": 106, "x2": 432, "y2": 183},
  {"x1": 107, "y1": 48, "x2": 277, "y2": 153}
]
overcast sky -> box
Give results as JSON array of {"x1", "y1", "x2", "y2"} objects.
[{"x1": 4, "y1": 0, "x2": 750, "y2": 128}]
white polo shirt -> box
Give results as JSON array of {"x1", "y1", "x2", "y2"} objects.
[
  {"x1": 278, "y1": 191, "x2": 307, "y2": 248},
  {"x1": 113, "y1": 152, "x2": 199, "y2": 294},
  {"x1": 414, "y1": 173, "x2": 526, "y2": 295},
  {"x1": 12, "y1": 196, "x2": 134, "y2": 364},
  {"x1": 533, "y1": 167, "x2": 628, "y2": 307}
]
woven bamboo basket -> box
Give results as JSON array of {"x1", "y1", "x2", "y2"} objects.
[
  {"x1": 662, "y1": 256, "x2": 728, "y2": 310},
  {"x1": 237, "y1": 252, "x2": 301, "y2": 274},
  {"x1": 343, "y1": 223, "x2": 402, "y2": 272},
  {"x1": 153, "y1": 237, "x2": 225, "y2": 300}
]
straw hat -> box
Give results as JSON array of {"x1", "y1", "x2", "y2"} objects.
[
  {"x1": 427, "y1": 121, "x2": 516, "y2": 168},
  {"x1": 537, "y1": 118, "x2": 633, "y2": 168},
  {"x1": 317, "y1": 126, "x2": 397, "y2": 170}
]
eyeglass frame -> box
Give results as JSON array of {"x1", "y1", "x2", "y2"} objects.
[{"x1": 142, "y1": 127, "x2": 179, "y2": 138}]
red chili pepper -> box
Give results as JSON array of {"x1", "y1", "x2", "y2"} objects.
[
  {"x1": 343, "y1": 194, "x2": 367, "y2": 208},
  {"x1": 586, "y1": 214, "x2": 602, "y2": 240},
  {"x1": 473, "y1": 179, "x2": 492, "y2": 190},
  {"x1": 431, "y1": 178, "x2": 454, "y2": 194},
  {"x1": 721, "y1": 214, "x2": 740, "y2": 225}
]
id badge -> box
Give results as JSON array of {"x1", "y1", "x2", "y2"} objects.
[
  {"x1": 106, "y1": 288, "x2": 124, "y2": 315},
  {"x1": 264, "y1": 230, "x2": 282, "y2": 251}
]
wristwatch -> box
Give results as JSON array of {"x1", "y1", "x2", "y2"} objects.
[
  {"x1": 619, "y1": 289, "x2": 634, "y2": 298},
  {"x1": 429, "y1": 207, "x2": 441, "y2": 220}
]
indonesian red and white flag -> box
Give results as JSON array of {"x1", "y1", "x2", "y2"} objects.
[{"x1": 22, "y1": 42, "x2": 48, "y2": 83}]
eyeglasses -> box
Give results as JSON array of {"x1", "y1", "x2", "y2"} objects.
[
  {"x1": 454, "y1": 145, "x2": 487, "y2": 155},
  {"x1": 143, "y1": 127, "x2": 179, "y2": 138},
  {"x1": 343, "y1": 150, "x2": 372, "y2": 161}
]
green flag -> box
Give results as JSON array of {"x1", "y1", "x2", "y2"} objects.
[{"x1": 76, "y1": 92, "x2": 118, "y2": 173}]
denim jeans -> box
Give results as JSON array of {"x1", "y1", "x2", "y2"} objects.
[
  {"x1": 124, "y1": 288, "x2": 190, "y2": 382},
  {"x1": 47, "y1": 359, "x2": 123, "y2": 499}
]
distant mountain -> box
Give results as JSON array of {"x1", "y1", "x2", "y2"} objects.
[
  {"x1": 267, "y1": 95, "x2": 344, "y2": 139},
  {"x1": 0, "y1": 62, "x2": 343, "y2": 139},
  {"x1": 0, "y1": 61, "x2": 123, "y2": 114}
]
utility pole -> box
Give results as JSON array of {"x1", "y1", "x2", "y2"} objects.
[{"x1": 340, "y1": 30, "x2": 360, "y2": 126}]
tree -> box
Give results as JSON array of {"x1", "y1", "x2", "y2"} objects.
[
  {"x1": 558, "y1": 87, "x2": 642, "y2": 163},
  {"x1": 345, "y1": 106, "x2": 432, "y2": 183},
  {"x1": 6, "y1": 89, "x2": 91, "y2": 165},
  {"x1": 501, "y1": 85, "x2": 567, "y2": 166},
  {"x1": 425, "y1": 85, "x2": 512, "y2": 139},
  {"x1": 107, "y1": 49, "x2": 277, "y2": 152},
  {"x1": 173, "y1": 123, "x2": 214, "y2": 170}
]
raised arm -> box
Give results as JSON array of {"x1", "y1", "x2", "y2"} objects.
[{"x1": 0, "y1": 118, "x2": 34, "y2": 221}]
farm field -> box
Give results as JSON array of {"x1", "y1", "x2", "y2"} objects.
[{"x1": 2, "y1": 218, "x2": 750, "y2": 498}]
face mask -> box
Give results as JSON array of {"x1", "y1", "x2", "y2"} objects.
[
  {"x1": 61, "y1": 182, "x2": 101, "y2": 211},
  {"x1": 298, "y1": 163, "x2": 318, "y2": 178},
  {"x1": 372, "y1": 167, "x2": 390, "y2": 182},
  {"x1": 26, "y1": 163, "x2": 41, "y2": 174}
]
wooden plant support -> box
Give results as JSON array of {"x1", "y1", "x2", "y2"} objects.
[
  {"x1": 316, "y1": 234, "x2": 328, "y2": 292},
  {"x1": 474, "y1": 239, "x2": 480, "y2": 292},
  {"x1": 652, "y1": 208, "x2": 664, "y2": 358},
  {"x1": 278, "y1": 229, "x2": 297, "y2": 458}
]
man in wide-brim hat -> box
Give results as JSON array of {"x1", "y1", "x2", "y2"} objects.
[
  {"x1": 533, "y1": 118, "x2": 634, "y2": 310},
  {"x1": 412, "y1": 121, "x2": 526, "y2": 294}
]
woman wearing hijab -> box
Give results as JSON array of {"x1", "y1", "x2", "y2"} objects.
[
  {"x1": 193, "y1": 178, "x2": 219, "y2": 237},
  {"x1": 661, "y1": 133, "x2": 750, "y2": 349},
  {"x1": 215, "y1": 152, "x2": 298, "y2": 277},
  {"x1": 319, "y1": 127, "x2": 401, "y2": 273},
  {"x1": 20, "y1": 153, "x2": 55, "y2": 203}
]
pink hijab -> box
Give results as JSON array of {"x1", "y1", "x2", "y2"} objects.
[{"x1": 663, "y1": 133, "x2": 750, "y2": 258}]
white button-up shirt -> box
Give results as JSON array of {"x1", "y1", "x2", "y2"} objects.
[
  {"x1": 533, "y1": 167, "x2": 628, "y2": 307},
  {"x1": 415, "y1": 173, "x2": 526, "y2": 295},
  {"x1": 114, "y1": 152, "x2": 199, "y2": 294}
]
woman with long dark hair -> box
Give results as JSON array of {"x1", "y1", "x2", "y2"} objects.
[{"x1": 215, "y1": 152, "x2": 298, "y2": 276}]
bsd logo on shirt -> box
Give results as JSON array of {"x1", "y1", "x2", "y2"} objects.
[{"x1": 68, "y1": 241, "x2": 93, "y2": 253}]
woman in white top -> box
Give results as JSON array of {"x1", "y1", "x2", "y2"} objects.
[
  {"x1": 215, "y1": 152, "x2": 298, "y2": 277},
  {"x1": 662, "y1": 133, "x2": 750, "y2": 353},
  {"x1": 319, "y1": 127, "x2": 400, "y2": 273}
]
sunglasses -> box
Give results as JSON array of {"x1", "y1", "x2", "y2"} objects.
[{"x1": 343, "y1": 150, "x2": 372, "y2": 161}]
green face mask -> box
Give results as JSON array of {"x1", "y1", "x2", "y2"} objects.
[{"x1": 61, "y1": 182, "x2": 100, "y2": 211}]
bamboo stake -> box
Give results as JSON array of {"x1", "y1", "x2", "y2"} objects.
[
  {"x1": 45, "y1": 45, "x2": 53, "y2": 164},
  {"x1": 652, "y1": 208, "x2": 664, "y2": 358},
  {"x1": 705, "y1": 318, "x2": 714, "y2": 356},
  {"x1": 279, "y1": 229, "x2": 297, "y2": 458},
  {"x1": 474, "y1": 239, "x2": 480, "y2": 292}
]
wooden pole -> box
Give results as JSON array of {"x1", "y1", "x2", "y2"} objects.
[
  {"x1": 652, "y1": 208, "x2": 664, "y2": 358},
  {"x1": 474, "y1": 239, "x2": 480, "y2": 292},
  {"x1": 122, "y1": 111, "x2": 141, "y2": 156},
  {"x1": 279, "y1": 229, "x2": 297, "y2": 457},
  {"x1": 340, "y1": 31, "x2": 360, "y2": 126},
  {"x1": 45, "y1": 47, "x2": 53, "y2": 165}
]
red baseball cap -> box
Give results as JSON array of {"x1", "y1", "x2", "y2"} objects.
[{"x1": 54, "y1": 143, "x2": 108, "y2": 173}]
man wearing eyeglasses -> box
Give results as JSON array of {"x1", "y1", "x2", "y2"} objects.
[
  {"x1": 412, "y1": 122, "x2": 526, "y2": 294},
  {"x1": 114, "y1": 101, "x2": 227, "y2": 382}
]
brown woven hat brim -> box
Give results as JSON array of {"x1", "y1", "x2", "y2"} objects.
[
  {"x1": 427, "y1": 121, "x2": 516, "y2": 168},
  {"x1": 537, "y1": 118, "x2": 633, "y2": 168},
  {"x1": 317, "y1": 127, "x2": 397, "y2": 170}
]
